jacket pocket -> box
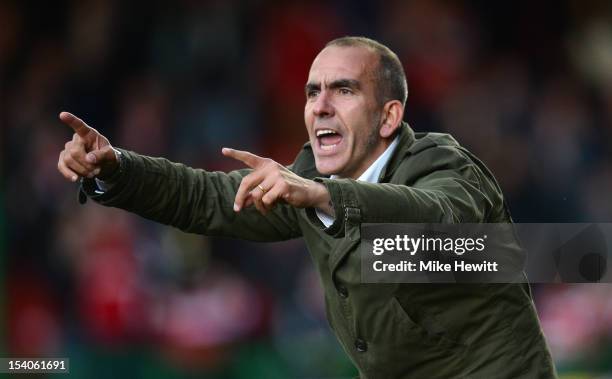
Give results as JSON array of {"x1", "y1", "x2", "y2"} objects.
[
  {"x1": 354, "y1": 295, "x2": 470, "y2": 378},
  {"x1": 390, "y1": 296, "x2": 468, "y2": 355}
]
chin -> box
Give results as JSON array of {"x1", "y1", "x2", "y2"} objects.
[
  {"x1": 314, "y1": 163, "x2": 333, "y2": 176},
  {"x1": 315, "y1": 158, "x2": 344, "y2": 176},
  {"x1": 317, "y1": 168, "x2": 335, "y2": 176}
]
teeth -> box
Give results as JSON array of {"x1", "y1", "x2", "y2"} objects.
[
  {"x1": 316, "y1": 129, "x2": 336, "y2": 137},
  {"x1": 320, "y1": 144, "x2": 337, "y2": 151}
]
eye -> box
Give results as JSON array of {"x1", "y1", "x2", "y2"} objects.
[
  {"x1": 307, "y1": 90, "x2": 320, "y2": 99},
  {"x1": 338, "y1": 87, "x2": 352, "y2": 95}
]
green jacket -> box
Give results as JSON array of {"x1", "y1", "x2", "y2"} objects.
[{"x1": 81, "y1": 123, "x2": 557, "y2": 379}]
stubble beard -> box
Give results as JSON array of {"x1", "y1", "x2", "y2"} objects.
[{"x1": 344, "y1": 116, "x2": 382, "y2": 178}]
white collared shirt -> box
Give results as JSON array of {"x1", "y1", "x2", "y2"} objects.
[{"x1": 316, "y1": 135, "x2": 400, "y2": 227}]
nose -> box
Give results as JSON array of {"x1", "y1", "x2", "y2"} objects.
[{"x1": 312, "y1": 90, "x2": 334, "y2": 118}]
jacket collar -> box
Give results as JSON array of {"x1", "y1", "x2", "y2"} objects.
[{"x1": 378, "y1": 121, "x2": 415, "y2": 182}]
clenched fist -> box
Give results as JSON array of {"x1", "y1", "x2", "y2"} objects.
[
  {"x1": 57, "y1": 112, "x2": 119, "y2": 182},
  {"x1": 222, "y1": 147, "x2": 334, "y2": 216}
]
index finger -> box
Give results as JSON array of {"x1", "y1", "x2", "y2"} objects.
[
  {"x1": 222, "y1": 147, "x2": 266, "y2": 169},
  {"x1": 59, "y1": 111, "x2": 93, "y2": 138}
]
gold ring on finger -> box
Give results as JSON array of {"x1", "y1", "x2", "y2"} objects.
[{"x1": 257, "y1": 184, "x2": 267, "y2": 194}]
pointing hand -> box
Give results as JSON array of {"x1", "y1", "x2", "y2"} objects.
[
  {"x1": 57, "y1": 112, "x2": 118, "y2": 182},
  {"x1": 222, "y1": 147, "x2": 333, "y2": 216}
]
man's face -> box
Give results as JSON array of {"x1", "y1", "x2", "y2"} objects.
[{"x1": 304, "y1": 45, "x2": 384, "y2": 178}]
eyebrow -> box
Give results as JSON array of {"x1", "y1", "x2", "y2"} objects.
[{"x1": 305, "y1": 79, "x2": 361, "y2": 93}]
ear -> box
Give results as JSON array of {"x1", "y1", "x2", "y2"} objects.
[{"x1": 379, "y1": 100, "x2": 404, "y2": 138}]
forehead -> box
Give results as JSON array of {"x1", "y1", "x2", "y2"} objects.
[{"x1": 308, "y1": 45, "x2": 378, "y2": 83}]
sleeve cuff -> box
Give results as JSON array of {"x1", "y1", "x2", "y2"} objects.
[
  {"x1": 305, "y1": 177, "x2": 350, "y2": 237},
  {"x1": 77, "y1": 147, "x2": 133, "y2": 205}
]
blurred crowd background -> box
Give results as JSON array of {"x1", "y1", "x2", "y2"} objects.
[{"x1": 3, "y1": 0, "x2": 612, "y2": 378}]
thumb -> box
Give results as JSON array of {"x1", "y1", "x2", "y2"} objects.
[{"x1": 86, "y1": 145, "x2": 116, "y2": 165}]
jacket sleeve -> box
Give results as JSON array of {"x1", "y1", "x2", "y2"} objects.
[
  {"x1": 80, "y1": 149, "x2": 302, "y2": 241},
  {"x1": 304, "y1": 145, "x2": 500, "y2": 237}
]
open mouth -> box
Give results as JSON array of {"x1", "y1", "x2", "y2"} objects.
[{"x1": 316, "y1": 129, "x2": 343, "y2": 151}]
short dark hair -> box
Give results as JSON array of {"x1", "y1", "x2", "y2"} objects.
[{"x1": 325, "y1": 36, "x2": 408, "y2": 107}]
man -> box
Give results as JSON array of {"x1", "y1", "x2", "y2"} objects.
[{"x1": 58, "y1": 37, "x2": 557, "y2": 378}]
